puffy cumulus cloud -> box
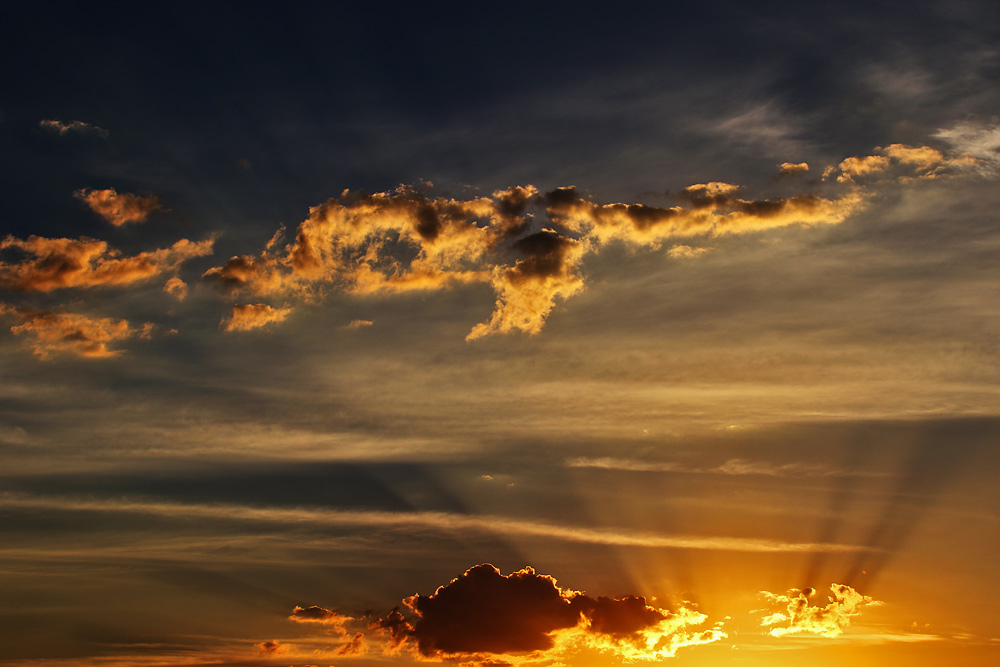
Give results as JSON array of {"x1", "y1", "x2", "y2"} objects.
[
  {"x1": 834, "y1": 155, "x2": 891, "y2": 183},
  {"x1": 39, "y1": 119, "x2": 108, "y2": 138},
  {"x1": 759, "y1": 584, "x2": 880, "y2": 638},
  {"x1": 827, "y1": 144, "x2": 980, "y2": 183},
  {"x1": 369, "y1": 563, "x2": 724, "y2": 662},
  {"x1": 0, "y1": 304, "x2": 150, "y2": 359},
  {"x1": 74, "y1": 188, "x2": 164, "y2": 226},
  {"x1": 777, "y1": 161, "x2": 809, "y2": 176},
  {"x1": 0, "y1": 235, "x2": 214, "y2": 293},
  {"x1": 465, "y1": 231, "x2": 588, "y2": 341},
  {"x1": 221, "y1": 303, "x2": 292, "y2": 332}
]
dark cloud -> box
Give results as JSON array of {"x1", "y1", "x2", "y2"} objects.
[{"x1": 378, "y1": 563, "x2": 724, "y2": 661}]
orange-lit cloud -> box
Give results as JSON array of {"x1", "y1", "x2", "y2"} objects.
[
  {"x1": 759, "y1": 583, "x2": 880, "y2": 637},
  {"x1": 466, "y1": 231, "x2": 588, "y2": 341},
  {"x1": 289, "y1": 605, "x2": 354, "y2": 632},
  {"x1": 0, "y1": 235, "x2": 214, "y2": 293},
  {"x1": 828, "y1": 143, "x2": 980, "y2": 183},
  {"x1": 336, "y1": 632, "x2": 367, "y2": 656},
  {"x1": 368, "y1": 563, "x2": 724, "y2": 662},
  {"x1": 0, "y1": 304, "x2": 150, "y2": 359},
  {"x1": 220, "y1": 303, "x2": 291, "y2": 332},
  {"x1": 74, "y1": 188, "x2": 164, "y2": 226},
  {"x1": 163, "y1": 276, "x2": 188, "y2": 300},
  {"x1": 345, "y1": 319, "x2": 374, "y2": 328},
  {"x1": 39, "y1": 119, "x2": 108, "y2": 138},
  {"x1": 777, "y1": 161, "x2": 809, "y2": 175}
]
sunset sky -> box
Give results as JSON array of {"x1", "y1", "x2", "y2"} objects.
[{"x1": 2, "y1": 3, "x2": 1000, "y2": 666}]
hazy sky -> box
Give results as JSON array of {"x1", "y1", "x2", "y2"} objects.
[{"x1": 2, "y1": 3, "x2": 1000, "y2": 666}]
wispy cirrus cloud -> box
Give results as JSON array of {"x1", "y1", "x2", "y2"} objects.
[
  {"x1": 0, "y1": 493, "x2": 870, "y2": 554},
  {"x1": 74, "y1": 187, "x2": 164, "y2": 226},
  {"x1": 567, "y1": 457, "x2": 885, "y2": 478}
]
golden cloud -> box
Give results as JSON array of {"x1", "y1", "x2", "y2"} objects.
[
  {"x1": 200, "y1": 141, "x2": 978, "y2": 340},
  {"x1": 759, "y1": 583, "x2": 880, "y2": 637},
  {"x1": 778, "y1": 161, "x2": 809, "y2": 175},
  {"x1": 0, "y1": 235, "x2": 214, "y2": 293},
  {"x1": 221, "y1": 303, "x2": 292, "y2": 332},
  {"x1": 0, "y1": 304, "x2": 150, "y2": 359}
]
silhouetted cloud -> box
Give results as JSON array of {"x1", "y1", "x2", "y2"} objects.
[
  {"x1": 382, "y1": 563, "x2": 724, "y2": 661},
  {"x1": 758, "y1": 584, "x2": 880, "y2": 637},
  {"x1": 74, "y1": 188, "x2": 164, "y2": 226}
]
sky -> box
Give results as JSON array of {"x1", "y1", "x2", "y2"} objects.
[{"x1": 2, "y1": 2, "x2": 1000, "y2": 666}]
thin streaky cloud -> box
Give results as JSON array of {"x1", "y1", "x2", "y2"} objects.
[{"x1": 0, "y1": 493, "x2": 871, "y2": 554}]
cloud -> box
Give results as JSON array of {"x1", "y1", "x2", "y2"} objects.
[
  {"x1": 666, "y1": 244, "x2": 709, "y2": 259},
  {"x1": 382, "y1": 563, "x2": 724, "y2": 662},
  {"x1": 336, "y1": 631, "x2": 367, "y2": 655},
  {"x1": 758, "y1": 584, "x2": 880, "y2": 638},
  {"x1": 567, "y1": 457, "x2": 882, "y2": 478},
  {"x1": 220, "y1": 303, "x2": 292, "y2": 332},
  {"x1": 777, "y1": 162, "x2": 810, "y2": 176},
  {"x1": 827, "y1": 144, "x2": 980, "y2": 183},
  {"x1": 0, "y1": 304, "x2": 150, "y2": 359},
  {"x1": 74, "y1": 188, "x2": 164, "y2": 226},
  {"x1": 934, "y1": 118, "x2": 1000, "y2": 173},
  {"x1": 0, "y1": 493, "x2": 870, "y2": 554},
  {"x1": 39, "y1": 119, "x2": 108, "y2": 138},
  {"x1": 345, "y1": 319, "x2": 374, "y2": 328},
  {"x1": 465, "y1": 231, "x2": 588, "y2": 341},
  {"x1": 289, "y1": 605, "x2": 354, "y2": 632},
  {"x1": 163, "y1": 276, "x2": 188, "y2": 301},
  {"x1": 254, "y1": 639, "x2": 285, "y2": 655},
  {"x1": 0, "y1": 235, "x2": 215, "y2": 293}
]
